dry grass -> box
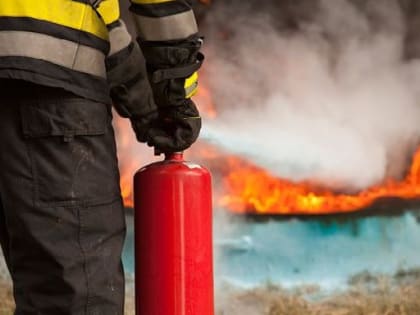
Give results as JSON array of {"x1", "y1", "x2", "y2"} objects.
[
  {"x1": 0, "y1": 281, "x2": 14, "y2": 315},
  {"x1": 216, "y1": 282, "x2": 420, "y2": 315},
  {"x1": 216, "y1": 271, "x2": 420, "y2": 315},
  {"x1": 1, "y1": 271, "x2": 420, "y2": 315}
]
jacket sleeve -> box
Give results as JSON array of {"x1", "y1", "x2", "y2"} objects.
[
  {"x1": 129, "y1": 0, "x2": 198, "y2": 43},
  {"x1": 105, "y1": 19, "x2": 157, "y2": 119},
  {"x1": 128, "y1": 0, "x2": 204, "y2": 108}
]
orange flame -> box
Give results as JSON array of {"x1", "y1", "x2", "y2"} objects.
[
  {"x1": 114, "y1": 115, "x2": 139, "y2": 209},
  {"x1": 220, "y1": 148, "x2": 420, "y2": 215},
  {"x1": 120, "y1": 165, "x2": 135, "y2": 209},
  {"x1": 116, "y1": 72, "x2": 420, "y2": 215}
]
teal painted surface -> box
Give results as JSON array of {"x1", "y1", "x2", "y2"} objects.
[{"x1": 123, "y1": 212, "x2": 420, "y2": 289}]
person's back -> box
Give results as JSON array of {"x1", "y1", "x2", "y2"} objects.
[{"x1": 0, "y1": 1, "x2": 203, "y2": 314}]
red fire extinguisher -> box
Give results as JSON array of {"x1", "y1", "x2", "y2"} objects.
[{"x1": 134, "y1": 152, "x2": 214, "y2": 315}]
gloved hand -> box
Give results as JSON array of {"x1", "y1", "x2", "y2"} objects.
[
  {"x1": 137, "y1": 36, "x2": 204, "y2": 153},
  {"x1": 108, "y1": 26, "x2": 204, "y2": 152},
  {"x1": 140, "y1": 37, "x2": 204, "y2": 107},
  {"x1": 106, "y1": 23, "x2": 160, "y2": 144},
  {"x1": 145, "y1": 100, "x2": 201, "y2": 153}
]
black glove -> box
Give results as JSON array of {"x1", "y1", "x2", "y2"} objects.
[
  {"x1": 140, "y1": 37, "x2": 204, "y2": 107},
  {"x1": 137, "y1": 36, "x2": 204, "y2": 152},
  {"x1": 145, "y1": 100, "x2": 201, "y2": 153},
  {"x1": 106, "y1": 24, "x2": 159, "y2": 138},
  {"x1": 107, "y1": 39, "x2": 201, "y2": 151},
  {"x1": 108, "y1": 29, "x2": 204, "y2": 152}
]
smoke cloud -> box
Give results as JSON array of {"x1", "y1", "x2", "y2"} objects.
[{"x1": 202, "y1": 0, "x2": 420, "y2": 192}]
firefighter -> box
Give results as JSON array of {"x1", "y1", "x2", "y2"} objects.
[{"x1": 0, "y1": 0, "x2": 203, "y2": 314}]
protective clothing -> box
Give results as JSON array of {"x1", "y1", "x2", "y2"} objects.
[
  {"x1": 146, "y1": 100, "x2": 202, "y2": 152},
  {"x1": 0, "y1": 80, "x2": 125, "y2": 315},
  {"x1": 0, "y1": 0, "x2": 120, "y2": 103},
  {"x1": 0, "y1": 0, "x2": 203, "y2": 151},
  {"x1": 107, "y1": 37, "x2": 202, "y2": 153},
  {"x1": 110, "y1": 0, "x2": 204, "y2": 152},
  {"x1": 0, "y1": 0, "x2": 203, "y2": 314},
  {"x1": 0, "y1": 0, "x2": 202, "y2": 107},
  {"x1": 133, "y1": 1, "x2": 204, "y2": 152},
  {"x1": 106, "y1": 23, "x2": 159, "y2": 144}
]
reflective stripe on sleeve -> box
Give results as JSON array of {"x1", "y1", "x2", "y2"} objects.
[
  {"x1": 97, "y1": 0, "x2": 120, "y2": 25},
  {"x1": 184, "y1": 71, "x2": 198, "y2": 98},
  {"x1": 0, "y1": 31, "x2": 106, "y2": 78},
  {"x1": 108, "y1": 20, "x2": 132, "y2": 56},
  {"x1": 0, "y1": 0, "x2": 108, "y2": 40},
  {"x1": 133, "y1": 10, "x2": 198, "y2": 41}
]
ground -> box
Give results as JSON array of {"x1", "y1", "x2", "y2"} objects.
[
  {"x1": 215, "y1": 270, "x2": 420, "y2": 315},
  {"x1": 0, "y1": 280, "x2": 13, "y2": 315},
  {"x1": 0, "y1": 282, "x2": 136, "y2": 315},
  {"x1": 1, "y1": 270, "x2": 420, "y2": 315}
]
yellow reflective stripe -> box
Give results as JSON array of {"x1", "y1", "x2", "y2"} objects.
[
  {"x1": 133, "y1": 10, "x2": 198, "y2": 41},
  {"x1": 0, "y1": 31, "x2": 106, "y2": 78},
  {"x1": 185, "y1": 71, "x2": 198, "y2": 98},
  {"x1": 108, "y1": 21, "x2": 132, "y2": 56},
  {"x1": 131, "y1": 0, "x2": 175, "y2": 4},
  {"x1": 0, "y1": 0, "x2": 108, "y2": 40},
  {"x1": 185, "y1": 71, "x2": 198, "y2": 89},
  {"x1": 97, "y1": 0, "x2": 120, "y2": 25}
]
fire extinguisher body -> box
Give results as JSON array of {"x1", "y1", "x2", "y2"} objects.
[{"x1": 134, "y1": 153, "x2": 214, "y2": 315}]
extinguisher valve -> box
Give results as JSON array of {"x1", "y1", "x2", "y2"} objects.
[
  {"x1": 165, "y1": 152, "x2": 184, "y2": 161},
  {"x1": 154, "y1": 148, "x2": 183, "y2": 161}
]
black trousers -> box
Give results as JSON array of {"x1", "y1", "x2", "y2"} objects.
[{"x1": 0, "y1": 81, "x2": 126, "y2": 315}]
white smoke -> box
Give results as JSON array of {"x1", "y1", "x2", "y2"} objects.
[{"x1": 201, "y1": 0, "x2": 420, "y2": 192}]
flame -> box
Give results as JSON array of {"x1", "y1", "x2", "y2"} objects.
[
  {"x1": 116, "y1": 95, "x2": 420, "y2": 214},
  {"x1": 194, "y1": 84, "x2": 218, "y2": 119},
  {"x1": 120, "y1": 163, "x2": 135, "y2": 209},
  {"x1": 114, "y1": 115, "x2": 139, "y2": 209},
  {"x1": 194, "y1": 69, "x2": 218, "y2": 119},
  {"x1": 115, "y1": 67, "x2": 420, "y2": 215},
  {"x1": 220, "y1": 148, "x2": 420, "y2": 215}
]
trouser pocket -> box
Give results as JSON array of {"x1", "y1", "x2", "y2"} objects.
[{"x1": 20, "y1": 97, "x2": 121, "y2": 206}]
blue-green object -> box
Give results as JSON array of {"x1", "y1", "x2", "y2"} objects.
[{"x1": 123, "y1": 211, "x2": 420, "y2": 289}]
